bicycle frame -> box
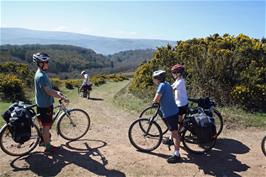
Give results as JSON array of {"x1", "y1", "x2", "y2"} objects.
[{"x1": 31, "y1": 100, "x2": 71, "y2": 135}]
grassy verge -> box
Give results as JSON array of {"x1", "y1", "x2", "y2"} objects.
[
  {"x1": 113, "y1": 81, "x2": 151, "y2": 114},
  {"x1": 113, "y1": 82, "x2": 266, "y2": 129},
  {"x1": 220, "y1": 107, "x2": 266, "y2": 128}
]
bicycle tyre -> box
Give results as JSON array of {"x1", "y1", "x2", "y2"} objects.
[
  {"x1": 212, "y1": 108, "x2": 223, "y2": 136},
  {"x1": 0, "y1": 123, "x2": 40, "y2": 156},
  {"x1": 181, "y1": 128, "x2": 216, "y2": 154},
  {"x1": 128, "y1": 118, "x2": 163, "y2": 152},
  {"x1": 57, "y1": 109, "x2": 90, "y2": 141},
  {"x1": 261, "y1": 135, "x2": 266, "y2": 156}
]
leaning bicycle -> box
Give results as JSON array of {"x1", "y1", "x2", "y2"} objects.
[
  {"x1": 0, "y1": 99, "x2": 90, "y2": 156},
  {"x1": 129, "y1": 104, "x2": 217, "y2": 154},
  {"x1": 139, "y1": 97, "x2": 224, "y2": 136}
]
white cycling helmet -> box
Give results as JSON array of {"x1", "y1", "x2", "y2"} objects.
[
  {"x1": 81, "y1": 70, "x2": 87, "y2": 75},
  {"x1": 33, "y1": 52, "x2": 50, "y2": 63},
  {"x1": 152, "y1": 70, "x2": 166, "y2": 81}
]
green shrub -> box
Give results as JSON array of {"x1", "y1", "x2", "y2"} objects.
[
  {"x1": 0, "y1": 74, "x2": 26, "y2": 101},
  {"x1": 130, "y1": 34, "x2": 266, "y2": 111},
  {"x1": 51, "y1": 77, "x2": 64, "y2": 91},
  {"x1": 91, "y1": 75, "x2": 106, "y2": 86},
  {"x1": 231, "y1": 84, "x2": 266, "y2": 111},
  {"x1": 0, "y1": 62, "x2": 34, "y2": 87},
  {"x1": 64, "y1": 79, "x2": 82, "y2": 90}
]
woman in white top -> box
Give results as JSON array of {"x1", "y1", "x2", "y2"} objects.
[
  {"x1": 171, "y1": 64, "x2": 188, "y2": 121},
  {"x1": 162, "y1": 64, "x2": 189, "y2": 146}
]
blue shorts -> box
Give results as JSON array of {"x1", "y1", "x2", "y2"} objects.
[{"x1": 164, "y1": 113, "x2": 179, "y2": 131}]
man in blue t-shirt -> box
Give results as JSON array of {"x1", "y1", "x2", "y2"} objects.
[
  {"x1": 152, "y1": 70, "x2": 181, "y2": 163},
  {"x1": 33, "y1": 52, "x2": 69, "y2": 154}
]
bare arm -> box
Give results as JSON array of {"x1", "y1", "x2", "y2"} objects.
[
  {"x1": 44, "y1": 86, "x2": 69, "y2": 102},
  {"x1": 153, "y1": 93, "x2": 162, "y2": 103}
]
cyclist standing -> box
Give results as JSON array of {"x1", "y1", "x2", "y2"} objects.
[
  {"x1": 171, "y1": 64, "x2": 188, "y2": 124},
  {"x1": 80, "y1": 70, "x2": 92, "y2": 98},
  {"x1": 152, "y1": 70, "x2": 181, "y2": 163},
  {"x1": 33, "y1": 52, "x2": 69, "y2": 154}
]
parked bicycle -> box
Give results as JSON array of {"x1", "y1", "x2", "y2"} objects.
[
  {"x1": 262, "y1": 135, "x2": 266, "y2": 156},
  {"x1": 0, "y1": 99, "x2": 90, "y2": 156},
  {"x1": 138, "y1": 97, "x2": 224, "y2": 137},
  {"x1": 128, "y1": 103, "x2": 217, "y2": 154},
  {"x1": 78, "y1": 84, "x2": 92, "y2": 99}
]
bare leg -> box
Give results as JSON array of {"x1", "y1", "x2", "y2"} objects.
[
  {"x1": 172, "y1": 130, "x2": 180, "y2": 152},
  {"x1": 42, "y1": 126, "x2": 51, "y2": 145}
]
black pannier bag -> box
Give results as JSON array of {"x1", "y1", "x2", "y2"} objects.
[
  {"x1": 187, "y1": 108, "x2": 217, "y2": 143},
  {"x1": 1, "y1": 102, "x2": 35, "y2": 144},
  {"x1": 2, "y1": 102, "x2": 19, "y2": 123}
]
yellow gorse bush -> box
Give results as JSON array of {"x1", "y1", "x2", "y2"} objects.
[
  {"x1": 130, "y1": 34, "x2": 266, "y2": 111},
  {"x1": 0, "y1": 74, "x2": 26, "y2": 101}
]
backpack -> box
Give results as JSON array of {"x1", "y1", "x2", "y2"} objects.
[{"x1": 2, "y1": 102, "x2": 34, "y2": 144}]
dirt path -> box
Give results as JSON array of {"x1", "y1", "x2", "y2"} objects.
[{"x1": 0, "y1": 81, "x2": 265, "y2": 177}]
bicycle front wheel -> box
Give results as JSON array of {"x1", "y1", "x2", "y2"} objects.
[
  {"x1": 181, "y1": 128, "x2": 216, "y2": 154},
  {"x1": 128, "y1": 118, "x2": 162, "y2": 152},
  {"x1": 57, "y1": 109, "x2": 90, "y2": 141},
  {"x1": 139, "y1": 106, "x2": 168, "y2": 136},
  {"x1": 0, "y1": 123, "x2": 40, "y2": 156},
  {"x1": 261, "y1": 135, "x2": 266, "y2": 156}
]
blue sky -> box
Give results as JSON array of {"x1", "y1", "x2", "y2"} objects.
[{"x1": 1, "y1": 0, "x2": 265, "y2": 40}]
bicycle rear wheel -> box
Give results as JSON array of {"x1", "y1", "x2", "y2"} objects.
[
  {"x1": 181, "y1": 128, "x2": 216, "y2": 154},
  {"x1": 0, "y1": 123, "x2": 40, "y2": 156},
  {"x1": 139, "y1": 106, "x2": 168, "y2": 136},
  {"x1": 261, "y1": 135, "x2": 266, "y2": 156},
  {"x1": 57, "y1": 109, "x2": 90, "y2": 141},
  {"x1": 128, "y1": 118, "x2": 162, "y2": 152}
]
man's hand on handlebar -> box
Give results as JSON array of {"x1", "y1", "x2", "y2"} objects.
[
  {"x1": 57, "y1": 91, "x2": 70, "y2": 103},
  {"x1": 151, "y1": 102, "x2": 160, "y2": 107}
]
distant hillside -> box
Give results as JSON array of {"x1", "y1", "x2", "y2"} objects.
[
  {"x1": 0, "y1": 44, "x2": 112, "y2": 78},
  {"x1": 108, "y1": 49, "x2": 155, "y2": 72},
  {"x1": 0, "y1": 28, "x2": 175, "y2": 54},
  {"x1": 0, "y1": 44, "x2": 154, "y2": 78}
]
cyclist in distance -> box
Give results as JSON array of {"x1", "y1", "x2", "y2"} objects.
[{"x1": 80, "y1": 70, "x2": 92, "y2": 98}]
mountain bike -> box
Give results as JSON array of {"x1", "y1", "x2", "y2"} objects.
[
  {"x1": 139, "y1": 97, "x2": 223, "y2": 137},
  {"x1": 129, "y1": 104, "x2": 217, "y2": 154},
  {"x1": 0, "y1": 99, "x2": 90, "y2": 156}
]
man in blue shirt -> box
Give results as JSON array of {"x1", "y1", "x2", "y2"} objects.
[
  {"x1": 33, "y1": 52, "x2": 69, "y2": 154},
  {"x1": 152, "y1": 70, "x2": 181, "y2": 163}
]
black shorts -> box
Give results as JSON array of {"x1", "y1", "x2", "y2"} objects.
[
  {"x1": 82, "y1": 84, "x2": 92, "y2": 91},
  {"x1": 178, "y1": 104, "x2": 188, "y2": 116},
  {"x1": 164, "y1": 114, "x2": 179, "y2": 131},
  {"x1": 37, "y1": 105, "x2": 53, "y2": 127}
]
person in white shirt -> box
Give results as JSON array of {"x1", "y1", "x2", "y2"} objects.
[
  {"x1": 80, "y1": 70, "x2": 92, "y2": 98},
  {"x1": 162, "y1": 64, "x2": 189, "y2": 147},
  {"x1": 171, "y1": 64, "x2": 188, "y2": 122}
]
